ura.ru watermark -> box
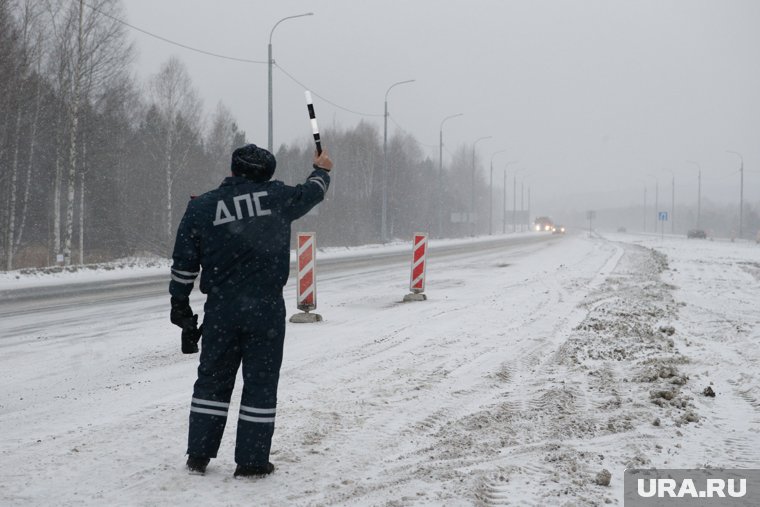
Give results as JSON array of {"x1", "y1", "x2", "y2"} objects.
[{"x1": 625, "y1": 469, "x2": 760, "y2": 506}]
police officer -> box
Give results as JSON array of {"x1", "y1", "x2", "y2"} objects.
[{"x1": 169, "y1": 143, "x2": 332, "y2": 477}]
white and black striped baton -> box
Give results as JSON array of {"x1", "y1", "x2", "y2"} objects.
[{"x1": 305, "y1": 91, "x2": 322, "y2": 155}]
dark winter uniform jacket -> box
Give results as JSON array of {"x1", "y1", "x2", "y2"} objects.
[{"x1": 169, "y1": 168, "x2": 330, "y2": 301}]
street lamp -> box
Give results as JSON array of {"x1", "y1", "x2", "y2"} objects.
[
  {"x1": 382, "y1": 79, "x2": 415, "y2": 242},
  {"x1": 470, "y1": 136, "x2": 491, "y2": 236},
  {"x1": 268, "y1": 12, "x2": 313, "y2": 152},
  {"x1": 726, "y1": 150, "x2": 744, "y2": 238},
  {"x1": 642, "y1": 182, "x2": 647, "y2": 233},
  {"x1": 488, "y1": 149, "x2": 507, "y2": 235},
  {"x1": 527, "y1": 185, "x2": 531, "y2": 230},
  {"x1": 647, "y1": 173, "x2": 659, "y2": 234},
  {"x1": 662, "y1": 169, "x2": 675, "y2": 234},
  {"x1": 520, "y1": 179, "x2": 525, "y2": 232},
  {"x1": 513, "y1": 167, "x2": 527, "y2": 233},
  {"x1": 502, "y1": 161, "x2": 518, "y2": 233},
  {"x1": 686, "y1": 160, "x2": 702, "y2": 230},
  {"x1": 438, "y1": 113, "x2": 463, "y2": 238},
  {"x1": 521, "y1": 173, "x2": 537, "y2": 233}
]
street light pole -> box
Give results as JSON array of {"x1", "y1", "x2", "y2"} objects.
[
  {"x1": 636, "y1": 179, "x2": 648, "y2": 233},
  {"x1": 512, "y1": 168, "x2": 527, "y2": 233},
  {"x1": 503, "y1": 170, "x2": 507, "y2": 234},
  {"x1": 268, "y1": 12, "x2": 313, "y2": 153},
  {"x1": 663, "y1": 169, "x2": 675, "y2": 234},
  {"x1": 438, "y1": 113, "x2": 463, "y2": 238},
  {"x1": 470, "y1": 136, "x2": 491, "y2": 236},
  {"x1": 671, "y1": 173, "x2": 675, "y2": 234},
  {"x1": 687, "y1": 160, "x2": 702, "y2": 229},
  {"x1": 520, "y1": 181, "x2": 525, "y2": 232},
  {"x1": 726, "y1": 150, "x2": 744, "y2": 238},
  {"x1": 489, "y1": 149, "x2": 507, "y2": 235},
  {"x1": 513, "y1": 173, "x2": 517, "y2": 233},
  {"x1": 655, "y1": 179, "x2": 659, "y2": 232},
  {"x1": 502, "y1": 161, "x2": 518, "y2": 234},
  {"x1": 648, "y1": 173, "x2": 659, "y2": 230},
  {"x1": 528, "y1": 185, "x2": 531, "y2": 230},
  {"x1": 382, "y1": 79, "x2": 415, "y2": 243}
]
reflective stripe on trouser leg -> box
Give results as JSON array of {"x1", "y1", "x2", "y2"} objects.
[
  {"x1": 235, "y1": 296, "x2": 285, "y2": 466},
  {"x1": 236, "y1": 405, "x2": 276, "y2": 466},
  {"x1": 187, "y1": 397, "x2": 232, "y2": 458},
  {"x1": 187, "y1": 312, "x2": 242, "y2": 459}
]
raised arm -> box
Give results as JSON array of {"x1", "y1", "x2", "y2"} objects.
[{"x1": 284, "y1": 149, "x2": 334, "y2": 221}]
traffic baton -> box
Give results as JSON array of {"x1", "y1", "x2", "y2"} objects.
[{"x1": 305, "y1": 91, "x2": 322, "y2": 155}]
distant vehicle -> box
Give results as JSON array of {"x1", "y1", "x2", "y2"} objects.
[
  {"x1": 552, "y1": 225, "x2": 566, "y2": 234},
  {"x1": 617, "y1": 227, "x2": 627, "y2": 233},
  {"x1": 534, "y1": 216, "x2": 554, "y2": 232},
  {"x1": 687, "y1": 229, "x2": 706, "y2": 239}
]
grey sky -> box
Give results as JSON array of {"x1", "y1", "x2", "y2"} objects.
[{"x1": 122, "y1": 0, "x2": 759, "y2": 214}]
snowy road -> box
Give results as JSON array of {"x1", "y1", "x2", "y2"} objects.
[
  {"x1": 1, "y1": 233, "x2": 759, "y2": 506},
  {"x1": 0, "y1": 234, "x2": 548, "y2": 326}
]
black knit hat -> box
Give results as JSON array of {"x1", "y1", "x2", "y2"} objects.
[{"x1": 231, "y1": 144, "x2": 276, "y2": 182}]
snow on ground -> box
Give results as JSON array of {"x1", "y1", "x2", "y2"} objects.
[
  {"x1": 0, "y1": 256, "x2": 171, "y2": 291},
  {"x1": 0, "y1": 233, "x2": 758, "y2": 506},
  {"x1": 0, "y1": 233, "x2": 536, "y2": 292}
]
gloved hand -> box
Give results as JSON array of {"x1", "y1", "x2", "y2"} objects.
[
  {"x1": 171, "y1": 297, "x2": 202, "y2": 354},
  {"x1": 170, "y1": 296, "x2": 195, "y2": 329},
  {"x1": 181, "y1": 315, "x2": 202, "y2": 354}
]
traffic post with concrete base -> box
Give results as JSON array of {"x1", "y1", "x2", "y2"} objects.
[
  {"x1": 290, "y1": 232, "x2": 323, "y2": 323},
  {"x1": 403, "y1": 233, "x2": 428, "y2": 302}
]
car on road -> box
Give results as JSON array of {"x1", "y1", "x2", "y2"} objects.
[
  {"x1": 552, "y1": 225, "x2": 566, "y2": 234},
  {"x1": 687, "y1": 229, "x2": 706, "y2": 239},
  {"x1": 534, "y1": 216, "x2": 554, "y2": 232}
]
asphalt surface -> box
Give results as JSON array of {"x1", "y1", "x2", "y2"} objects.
[{"x1": 0, "y1": 234, "x2": 559, "y2": 319}]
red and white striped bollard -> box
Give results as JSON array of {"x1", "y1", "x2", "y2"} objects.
[
  {"x1": 404, "y1": 233, "x2": 428, "y2": 302},
  {"x1": 290, "y1": 232, "x2": 323, "y2": 323}
]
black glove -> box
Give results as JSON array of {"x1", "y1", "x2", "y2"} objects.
[
  {"x1": 171, "y1": 296, "x2": 195, "y2": 329},
  {"x1": 171, "y1": 297, "x2": 202, "y2": 354},
  {"x1": 181, "y1": 315, "x2": 202, "y2": 354}
]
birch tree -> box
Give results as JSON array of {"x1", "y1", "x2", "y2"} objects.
[
  {"x1": 206, "y1": 101, "x2": 244, "y2": 184},
  {"x1": 0, "y1": 0, "x2": 14, "y2": 175},
  {"x1": 148, "y1": 56, "x2": 202, "y2": 246},
  {"x1": 2, "y1": 0, "x2": 46, "y2": 270},
  {"x1": 44, "y1": 0, "x2": 132, "y2": 265},
  {"x1": 59, "y1": 0, "x2": 84, "y2": 266},
  {"x1": 43, "y1": 0, "x2": 75, "y2": 263},
  {"x1": 0, "y1": 0, "x2": 18, "y2": 267},
  {"x1": 13, "y1": 35, "x2": 45, "y2": 267}
]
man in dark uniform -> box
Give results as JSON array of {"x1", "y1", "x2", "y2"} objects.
[{"x1": 169, "y1": 143, "x2": 333, "y2": 478}]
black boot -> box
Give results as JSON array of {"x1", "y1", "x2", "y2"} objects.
[
  {"x1": 186, "y1": 456, "x2": 210, "y2": 475},
  {"x1": 234, "y1": 462, "x2": 275, "y2": 478}
]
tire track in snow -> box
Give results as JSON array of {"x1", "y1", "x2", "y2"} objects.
[
  {"x1": 263, "y1": 237, "x2": 613, "y2": 505},
  {"x1": 314, "y1": 239, "x2": 627, "y2": 506},
  {"x1": 420, "y1": 240, "x2": 690, "y2": 506}
]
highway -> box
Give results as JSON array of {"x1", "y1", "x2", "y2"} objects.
[{"x1": 0, "y1": 233, "x2": 558, "y2": 321}]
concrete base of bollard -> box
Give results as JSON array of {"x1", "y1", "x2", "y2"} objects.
[
  {"x1": 403, "y1": 292, "x2": 427, "y2": 302},
  {"x1": 289, "y1": 312, "x2": 323, "y2": 323}
]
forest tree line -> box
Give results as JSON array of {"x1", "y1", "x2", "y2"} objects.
[
  {"x1": 0, "y1": 0, "x2": 498, "y2": 271},
  {"x1": 7, "y1": 1, "x2": 750, "y2": 272}
]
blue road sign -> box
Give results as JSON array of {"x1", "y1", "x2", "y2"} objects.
[{"x1": 658, "y1": 211, "x2": 668, "y2": 221}]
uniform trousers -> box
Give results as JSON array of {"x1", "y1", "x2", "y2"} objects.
[{"x1": 187, "y1": 294, "x2": 285, "y2": 466}]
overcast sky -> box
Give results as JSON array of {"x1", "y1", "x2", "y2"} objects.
[{"x1": 122, "y1": 0, "x2": 759, "y2": 215}]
